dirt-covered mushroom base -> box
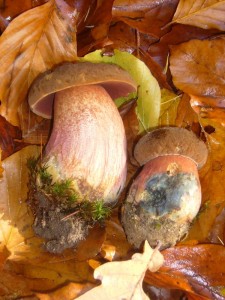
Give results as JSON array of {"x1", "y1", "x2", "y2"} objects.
[
  {"x1": 28, "y1": 190, "x2": 89, "y2": 253},
  {"x1": 26, "y1": 157, "x2": 110, "y2": 253},
  {"x1": 121, "y1": 200, "x2": 190, "y2": 250}
]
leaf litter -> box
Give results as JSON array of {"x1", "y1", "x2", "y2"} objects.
[{"x1": 1, "y1": 0, "x2": 225, "y2": 299}]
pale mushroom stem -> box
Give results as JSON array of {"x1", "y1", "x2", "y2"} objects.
[{"x1": 42, "y1": 84, "x2": 127, "y2": 205}]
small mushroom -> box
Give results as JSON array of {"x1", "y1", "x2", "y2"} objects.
[
  {"x1": 28, "y1": 61, "x2": 137, "y2": 253},
  {"x1": 121, "y1": 127, "x2": 208, "y2": 250}
]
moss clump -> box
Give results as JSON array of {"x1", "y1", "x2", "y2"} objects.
[{"x1": 27, "y1": 157, "x2": 111, "y2": 253}]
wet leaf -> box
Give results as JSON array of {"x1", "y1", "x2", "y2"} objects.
[
  {"x1": 76, "y1": 241, "x2": 164, "y2": 300},
  {"x1": 0, "y1": 0, "x2": 78, "y2": 125},
  {"x1": 145, "y1": 244, "x2": 225, "y2": 299},
  {"x1": 172, "y1": 0, "x2": 225, "y2": 30}
]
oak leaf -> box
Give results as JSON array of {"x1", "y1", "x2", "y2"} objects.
[
  {"x1": 172, "y1": 0, "x2": 225, "y2": 31},
  {"x1": 0, "y1": 0, "x2": 77, "y2": 126},
  {"x1": 76, "y1": 240, "x2": 164, "y2": 300}
]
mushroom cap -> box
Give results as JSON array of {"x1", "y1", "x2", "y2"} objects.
[
  {"x1": 28, "y1": 62, "x2": 137, "y2": 119},
  {"x1": 134, "y1": 127, "x2": 208, "y2": 169}
]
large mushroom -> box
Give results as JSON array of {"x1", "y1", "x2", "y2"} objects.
[
  {"x1": 28, "y1": 61, "x2": 137, "y2": 253},
  {"x1": 121, "y1": 127, "x2": 208, "y2": 250}
]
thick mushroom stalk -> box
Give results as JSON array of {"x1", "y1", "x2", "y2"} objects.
[
  {"x1": 28, "y1": 62, "x2": 137, "y2": 253},
  {"x1": 121, "y1": 127, "x2": 208, "y2": 250},
  {"x1": 44, "y1": 84, "x2": 126, "y2": 203}
]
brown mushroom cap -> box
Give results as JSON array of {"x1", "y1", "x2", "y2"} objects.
[
  {"x1": 134, "y1": 127, "x2": 208, "y2": 169},
  {"x1": 28, "y1": 62, "x2": 137, "y2": 119}
]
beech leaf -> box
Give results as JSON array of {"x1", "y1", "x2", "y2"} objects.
[
  {"x1": 82, "y1": 50, "x2": 161, "y2": 132},
  {"x1": 172, "y1": 0, "x2": 225, "y2": 30},
  {"x1": 170, "y1": 39, "x2": 225, "y2": 105},
  {"x1": 0, "y1": 0, "x2": 77, "y2": 125},
  {"x1": 76, "y1": 240, "x2": 164, "y2": 300}
]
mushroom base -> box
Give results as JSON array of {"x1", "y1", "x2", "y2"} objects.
[
  {"x1": 29, "y1": 190, "x2": 89, "y2": 253},
  {"x1": 121, "y1": 200, "x2": 190, "y2": 250}
]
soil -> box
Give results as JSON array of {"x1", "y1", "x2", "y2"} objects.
[{"x1": 28, "y1": 190, "x2": 89, "y2": 253}]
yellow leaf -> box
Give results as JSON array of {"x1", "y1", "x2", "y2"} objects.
[
  {"x1": 76, "y1": 241, "x2": 164, "y2": 300},
  {"x1": 0, "y1": 0, "x2": 77, "y2": 125},
  {"x1": 172, "y1": 0, "x2": 225, "y2": 30}
]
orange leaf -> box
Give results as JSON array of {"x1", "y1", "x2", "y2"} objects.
[
  {"x1": 145, "y1": 244, "x2": 225, "y2": 299},
  {"x1": 0, "y1": 0, "x2": 77, "y2": 125},
  {"x1": 170, "y1": 39, "x2": 225, "y2": 100},
  {"x1": 172, "y1": 0, "x2": 225, "y2": 30}
]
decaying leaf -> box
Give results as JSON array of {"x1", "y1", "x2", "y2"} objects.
[
  {"x1": 172, "y1": 0, "x2": 225, "y2": 30},
  {"x1": 76, "y1": 240, "x2": 164, "y2": 300},
  {"x1": 0, "y1": 0, "x2": 78, "y2": 125}
]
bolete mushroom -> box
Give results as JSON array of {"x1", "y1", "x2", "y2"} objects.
[
  {"x1": 121, "y1": 127, "x2": 208, "y2": 250},
  {"x1": 27, "y1": 61, "x2": 137, "y2": 253}
]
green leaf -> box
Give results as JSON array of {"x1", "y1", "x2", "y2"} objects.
[{"x1": 81, "y1": 50, "x2": 161, "y2": 132}]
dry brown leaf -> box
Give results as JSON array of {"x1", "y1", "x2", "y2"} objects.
[
  {"x1": 170, "y1": 38, "x2": 225, "y2": 101},
  {"x1": 76, "y1": 241, "x2": 164, "y2": 300},
  {"x1": 172, "y1": 0, "x2": 225, "y2": 30},
  {"x1": 0, "y1": 0, "x2": 77, "y2": 125}
]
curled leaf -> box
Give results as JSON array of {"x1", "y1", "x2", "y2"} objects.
[
  {"x1": 76, "y1": 241, "x2": 164, "y2": 300},
  {"x1": 82, "y1": 49, "x2": 161, "y2": 132}
]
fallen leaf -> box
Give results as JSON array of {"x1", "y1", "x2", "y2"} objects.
[
  {"x1": 112, "y1": 0, "x2": 179, "y2": 37},
  {"x1": 186, "y1": 118, "x2": 225, "y2": 242},
  {"x1": 159, "y1": 88, "x2": 181, "y2": 126},
  {"x1": 170, "y1": 38, "x2": 225, "y2": 105},
  {"x1": 37, "y1": 282, "x2": 95, "y2": 300},
  {"x1": 172, "y1": 0, "x2": 225, "y2": 30},
  {"x1": 76, "y1": 241, "x2": 164, "y2": 300},
  {"x1": 82, "y1": 49, "x2": 161, "y2": 132},
  {"x1": 145, "y1": 244, "x2": 225, "y2": 299},
  {"x1": 0, "y1": 0, "x2": 78, "y2": 125},
  {"x1": 0, "y1": 115, "x2": 27, "y2": 160}
]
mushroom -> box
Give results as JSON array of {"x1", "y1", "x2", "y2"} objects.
[
  {"x1": 121, "y1": 127, "x2": 208, "y2": 250},
  {"x1": 27, "y1": 61, "x2": 137, "y2": 253}
]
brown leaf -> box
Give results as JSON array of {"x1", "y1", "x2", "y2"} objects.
[
  {"x1": 37, "y1": 282, "x2": 95, "y2": 300},
  {"x1": 172, "y1": 0, "x2": 225, "y2": 31},
  {"x1": 0, "y1": 115, "x2": 27, "y2": 159},
  {"x1": 170, "y1": 38, "x2": 225, "y2": 100},
  {"x1": 112, "y1": 0, "x2": 179, "y2": 37},
  {"x1": 0, "y1": 0, "x2": 78, "y2": 125},
  {"x1": 145, "y1": 244, "x2": 225, "y2": 299},
  {"x1": 186, "y1": 118, "x2": 225, "y2": 242},
  {"x1": 0, "y1": 0, "x2": 45, "y2": 21}
]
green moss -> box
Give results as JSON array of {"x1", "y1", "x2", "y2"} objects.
[{"x1": 27, "y1": 157, "x2": 111, "y2": 224}]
